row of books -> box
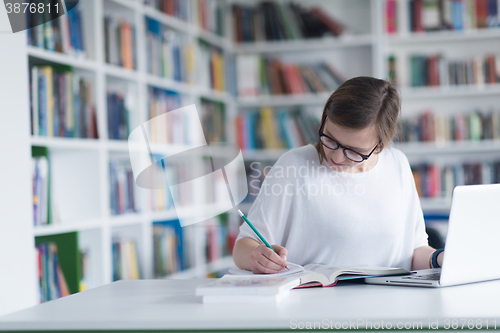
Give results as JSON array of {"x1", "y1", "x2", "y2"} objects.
[
  {"x1": 412, "y1": 161, "x2": 500, "y2": 198},
  {"x1": 399, "y1": 109, "x2": 500, "y2": 143},
  {"x1": 147, "y1": 87, "x2": 196, "y2": 145},
  {"x1": 232, "y1": 2, "x2": 344, "y2": 43},
  {"x1": 198, "y1": 42, "x2": 225, "y2": 92},
  {"x1": 235, "y1": 108, "x2": 320, "y2": 150},
  {"x1": 112, "y1": 238, "x2": 141, "y2": 281},
  {"x1": 237, "y1": 55, "x2": 345, "y2": 97},
  {"x1": 153, "y1": 215, "x2": 237, "y2": 278},
  {"x1": 27, "y1": 7, "x2": 86, "y2": 57},
  {"x1": 109, "y1": 160, "x2": 139, "y2": 215},
  {"x1": 36, "y1": 242, "x2": 70, "y2": 303},
  {"x1": 144, "y1": 0, "x2": 190, "y2": 22},
  {"x1": 32, "y1": 155, "x2": 49, "y2": 226},
  {"x1": 392, "y1": 53, "x2": 500, "y2": 87},
  {"x1": 107, "y1": 91, "x2": 131, "y2": 140},
  {"x1": 153, "y1": 220, "x2": 184, "y2": 277},
  {"x1": 30, "y1": 65, "x2": 98, "y2": 138},
  {"x1": 197, "y1": 0, "x2": 225, "y2": 36},
  {"x1": 104, "y1": 17, "x2": 136, "y2": 70},
  {"x1": 145, "y1": 18, "x2": 195, "y2": 82},
  {"x1": 201, "y1": 100, "x2": 226, "y2": 143},
  {"x1": 386, "y1": 0, "x2": 500, "y2": 34}
]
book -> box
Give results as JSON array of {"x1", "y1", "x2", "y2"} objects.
[{"x1": 228, "y1": 262, "x2": 411, "y2": 288}]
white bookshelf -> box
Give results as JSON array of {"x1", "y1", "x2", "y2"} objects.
[
  {"x1": 22, "y1": 0, "x2": 239, "y2": 303},
  {"x1": 381, "y1": 0, "x2": 500, "y2": 211}
]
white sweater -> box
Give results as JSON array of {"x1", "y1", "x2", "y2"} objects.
[{"x1": 236, "y1": 144, "x2": 428, "y2": 270}]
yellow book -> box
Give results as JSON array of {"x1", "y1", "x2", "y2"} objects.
[
  {"x1": 129, "y1": 241, "x2": 140, "y2": 280},
  {"x1": 41, "y1": 67, "x2": 54, "y2": 137},
  {"x1": 260, "y1": 107, "x2": 279, "y2": 149}
]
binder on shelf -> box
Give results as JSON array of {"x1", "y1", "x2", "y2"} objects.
[{"x1": 35, "y1": 232, "x2": 80, "y2": 303}]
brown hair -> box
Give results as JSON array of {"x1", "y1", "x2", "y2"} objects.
[{"x1": 314, "y1": 76, "x2": 401, "y2": 165}]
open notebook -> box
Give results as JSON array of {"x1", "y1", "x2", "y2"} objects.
[{"x1": 229, "y1": 262, "x2": 411, "y2": 288}]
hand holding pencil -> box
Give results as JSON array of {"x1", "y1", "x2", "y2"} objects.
[{"x1": 238, "y1": 210, "x2": 289, "y2": 274}]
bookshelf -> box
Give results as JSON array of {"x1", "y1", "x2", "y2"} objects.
[
  {"x1": 15, "y1": 0, "x2": 240, "y2": 306},
  {"x1": 382, "y1": 0, "x2": 500, "y2": 212}
]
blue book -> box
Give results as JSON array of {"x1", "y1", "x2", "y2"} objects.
[
  {"x1": 38, "y1": 73, "x2": 47, "y2": 136},
  {"x1": 488, "y1": 0, "x2": 498, "y2": 27},
  {"x1": 154, "y1": 219, "x2": 184, "y2": 271},
  {"x1": 52, "y1": 246, "x2": 61, "y2": 299},
  {"x1": 247, "y1": 112, "x2": 256, "y2": 150},
  {"x1": 277, "y1": 111, "x2": 292, "y2": 149},
  {"x1": 75, "y1": 9, "x2": 84, "y2": 52},
  {"x1": 451, "y1": 0, "x2": 464, "y2": 30}
]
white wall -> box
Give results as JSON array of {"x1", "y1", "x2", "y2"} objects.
[{"x1": 0, "y1": 7, "x2": 38, "y2": 316}]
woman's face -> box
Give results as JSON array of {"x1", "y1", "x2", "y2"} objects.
[{"x1": 322, "y1": 119, "x2": 379, "y2": 173}]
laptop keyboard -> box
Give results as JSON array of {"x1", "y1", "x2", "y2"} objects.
[{"x1": 401, "y1": 273, "x2": 441, "y2": 281}]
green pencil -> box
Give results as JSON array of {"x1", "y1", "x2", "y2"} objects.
[{"x1": 237, "y1": 209, "x2": 289, "y2": 270}]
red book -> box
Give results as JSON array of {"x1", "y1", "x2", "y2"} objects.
[
  {"x1": 486, "y1": 54, "x2": 497, "y2": 84},
  {"x1": 235, "y1": 115, "x2": 244, "y2": 149},
  {"x1": 476, "y1": 0, "x2": 488, "y2": 28},
  {"x1": 386, "y1": 0, "x2": 397, "y2": 34},
  {"x1": 310, "y1": 7, "x2": 344, "y2": 36},
  {"x1": 413, "y1": 0, "x2": 424, "y2": 32}
]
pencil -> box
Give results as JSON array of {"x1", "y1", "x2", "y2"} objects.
[{"x1": 237, "y1": 209, "x2": 289, "y2": 270}]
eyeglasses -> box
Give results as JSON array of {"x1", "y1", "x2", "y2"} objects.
[{"x1": 318, "y1": 117, "x2": 380, "y2": 163}]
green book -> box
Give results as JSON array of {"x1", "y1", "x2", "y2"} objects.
[{"x1": 35, "y1": 232, "x2": 80, "y2": 296}]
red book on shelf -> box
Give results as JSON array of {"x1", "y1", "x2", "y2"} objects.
[
  {"x1": 235, "y1": 115, "x2": 244, "y2": 149},
  {"x1": 428, "y1": 55, "x2": 439, "y2": 86},
  {"x1": 386, "y1": 0, "x2": 397, "y2": 34},
  {"x1": 284, "y1": 64, "x2": 301, "y2": 94},
  {"x1": 413, "y1": 0, "x2": 424, "y2": 32},
  {"x1": 486, "y1": 54, "x2": 497, "y2": 84},
  {"x1": 291, "y1": 65, "x2": 308, "y2": 94},
  {"x1": 267, "y1": 59, "x2": 284, "y2": 95},
  {"x1": 310, "y1": 7, "x2": 344, "y2": 36},
  {"x1": 475, "y1": 0, "x2": 488, "y2": 28}
]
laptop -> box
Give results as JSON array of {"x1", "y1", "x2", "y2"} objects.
[{"x1": 365, "y1": 184, "x2": 500, "y2": 287}]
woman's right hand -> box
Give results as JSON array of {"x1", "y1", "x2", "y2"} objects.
[{"x1": 249, "y1": 244, "x2": 288, "y2": 274}]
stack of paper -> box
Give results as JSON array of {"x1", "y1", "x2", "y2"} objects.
[{"x1": 195, "y1": 269, "x2": 302, "y2": 303}]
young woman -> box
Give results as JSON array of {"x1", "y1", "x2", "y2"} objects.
[{"x1": 233, "y1": 76, "x2": 444, "y2": 274}]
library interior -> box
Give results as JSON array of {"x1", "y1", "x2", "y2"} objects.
[{"x1": 1, "y1": 0, "x2": 500, "y2": 331}]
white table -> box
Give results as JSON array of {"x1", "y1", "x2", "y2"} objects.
[{"x1": 1, "y1": 278, "x2": 500, "y2": 332}]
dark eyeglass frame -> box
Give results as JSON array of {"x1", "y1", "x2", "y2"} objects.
[{"x1": 318, "y1": 117, "x2": 380, "y2": 163}]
